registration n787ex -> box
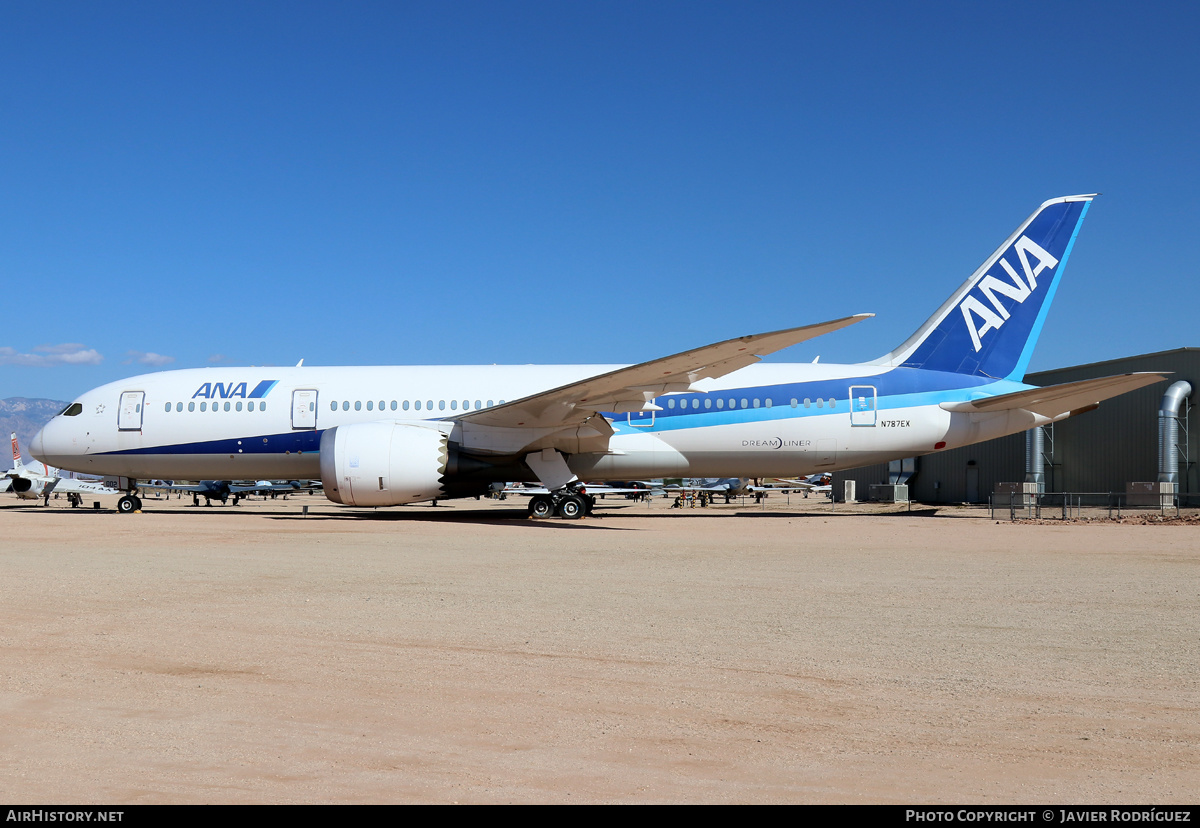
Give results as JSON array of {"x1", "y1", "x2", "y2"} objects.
[{"x1": 34, "y1": 195, "x2": 1164, "y2": 517}]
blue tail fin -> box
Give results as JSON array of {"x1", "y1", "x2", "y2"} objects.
[{"x1": 871, "y1": 195, "x2": 1095, "y2": 381}]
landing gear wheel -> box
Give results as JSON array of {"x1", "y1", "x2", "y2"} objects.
[
  {"x1": 529, "y1": 496, "x2": 554, "y2": 519},
  {"x1": 117, "y1": 495, "x2": 137, "y2": 514},
  {"x1": 558, "y1": 495, "x2": 584, "y2": 520},
  {"x1": 132, "y1": 495, "x2": 142, "y2": 511}
]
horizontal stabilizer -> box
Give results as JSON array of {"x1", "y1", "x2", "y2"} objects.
[{"x1": 939, "y1": 373, "x2": 1168, "y2": 418}]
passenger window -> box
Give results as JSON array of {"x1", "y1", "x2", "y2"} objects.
[
  {"x1": 188, "y1": 402, "x2": 195, "y2": 412},
  {"x1": 236, "y1": 402, "x2": 243, "y2": 411},
  {"x1": 342, "y1": 401, "x2": 349, "y2": 411},
  {"x1": 176, "y1": 402, "x2": 183, "y2": 412},
  {"x1": 829, "y1": 398, "x2": 837, "y2": 409},
  {"x1": 391, "y1": 401, "x2": 397, "y2": 410},
  {"x1": 704, "y1": 399, "x2": 712, "y2": 409},
  {"x1": 668, "y1": 399, "x2": 675, "y2": 409},
  {"x1": 740, "y1": 398, "x2": 748, "y2": 409},
  {"x1": 427, "y1": 400, "x2": 434, "y2": 409},
  {"x1": 804, "y1": 398, "x2": 811, "y2": 408},
  {"x1": 487, "y1": 400, "x2": 494, "y2": 407},
  {"x1": 790, "y1": 398, "x2": 798, "y2": 408},
  {"x1": 403, "y1": 401, "x2": 410, "y2": 411},
  {"x1": 753, "y1": 399, "x2": 760, "y2": 408},
  {"x1": 475, "y1": 400, "x2": 481, "y2": 409},
  {"x1": 224, "y1": 402, "x2": 231, "y2": 412},
  {"x1": 716, "y1": 399, "x2": 724, "y2": 409},
  {"x1": 414, "y1": 400, "x2": 421, "y2": 411},
  {"x1": 379, "y1": 400, "x2": 385, "y2": 410},
  {"x1": 450, "y1": 400, "x2": 457, "y2": 410},
  {"x1": 765, "y1": 399, "x2": 772, "y2": 408},
  {"x1": 355, "y1": 401, "x2": 362, "y2": 411},
  {"x1": 331, "y1": 401, "x2": 337, "y2": 411},
  {"x1": 200, "y1": 402, "x2": 207, "y2": 412},
  {"x1": 164, "y1": 403, "x2": 171, "y2": 412},
  {"x1": 367, "y1": 401, "x2": 373, "y2": 411},
  {"x1": 817, "y1": 399, "x2": 824, "y2": 408},
  {"x1": 439, "y1": 400, "x2": 445, "y2": 411}
]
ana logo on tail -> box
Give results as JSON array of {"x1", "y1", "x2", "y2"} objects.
[{"x1": 958, "y1": 235, "x2": 1059, "y2": 352}]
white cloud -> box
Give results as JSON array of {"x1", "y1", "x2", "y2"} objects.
[
  {"x1": 123, "y1": 350, "x2": 176, "y2": 367},
  {"x1": 0, "y1": 344, "x2": 104, "y2": 366}
]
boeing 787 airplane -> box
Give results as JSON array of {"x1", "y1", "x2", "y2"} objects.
[{"x1": 33, "y1": 195, "x2": 1164, "y2": 517}]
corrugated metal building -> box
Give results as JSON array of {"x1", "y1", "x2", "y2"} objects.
[{"x1": 833, "y1": 348, "x2": 1199, "y2": 502}]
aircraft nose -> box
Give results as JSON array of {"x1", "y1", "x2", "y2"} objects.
[{"x1": 31, "y1": 425, "x2": 48, "y2": 462}]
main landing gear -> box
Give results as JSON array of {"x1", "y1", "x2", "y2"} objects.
[
  {"x1": 117, "y1": 494, "x2": 142, "y2": 513},
  {"x1": 527, "y1": 488, "x2": 596, "y2": 520}
]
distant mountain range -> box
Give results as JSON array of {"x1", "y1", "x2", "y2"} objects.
[{"x1": 1, "y1": 397, "x2": 68, "y2": 466}]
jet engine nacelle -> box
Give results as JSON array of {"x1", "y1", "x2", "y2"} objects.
[
  {"x1": 10, "y1": 477, "x2": 37, "y2": 495},
  {"x1": 319, "y1": 422, "x2": 448, "y2": 507}
]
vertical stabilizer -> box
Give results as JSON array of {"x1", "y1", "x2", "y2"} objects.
[{"x1": 870, "y1": 195, "x2": 1095, "y2": 380}]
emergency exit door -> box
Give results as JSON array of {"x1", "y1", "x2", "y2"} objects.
[
  {"x1": 849, "y1": 385, "x2": 877, "y2": 426},
  {"x1": 117, "y1": 391, "x2": 144, "y2": 431},
  {"x1": 292, "y1": 389, "x2": 318, "y2": 429}
]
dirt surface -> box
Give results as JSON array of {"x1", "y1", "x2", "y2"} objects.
[{"x1": 1, "y1": 493, "x2": 1196, "y2": 803}]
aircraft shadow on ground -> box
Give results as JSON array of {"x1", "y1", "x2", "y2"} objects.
[
  {"x1": 263, "y1": 506, "x2": 639, "y2": 530},
  {"x1": 2, "y1": 502, "x2": 963, "y2": 522}
]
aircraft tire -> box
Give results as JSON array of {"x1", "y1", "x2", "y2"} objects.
[
  {"x1": 557, "y1": 495, "x2": 584, "y2": 520},
  {"x1": 529, "y1": 496, "x2": 554, "y2": 519},
  {"x1": 117, "y1": 496, "x2": 137, "y2": 514}
]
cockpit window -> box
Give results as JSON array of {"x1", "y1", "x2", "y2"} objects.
[{"x1": 59, "y1": 403, "x2": 83, "y2": 417}]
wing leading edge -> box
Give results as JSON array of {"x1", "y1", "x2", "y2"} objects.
[{"x1": 459, "y1": 314, "x2": 872, "y2": 432}]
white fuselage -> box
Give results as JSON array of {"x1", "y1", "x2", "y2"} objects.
[{"x1": 33, "y1": 361, "x2": 1039, "y2": 492}]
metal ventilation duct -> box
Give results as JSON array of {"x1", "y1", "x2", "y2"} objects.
[
  {"x1": 1025, "y1": 426, "x2": 1045, "y2": 493},
  {"x1": 1157, "y1": 381, "x2": 1192, "y2": 485}
]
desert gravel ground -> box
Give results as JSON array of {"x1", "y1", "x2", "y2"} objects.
[{"x1": 0, "y1": 493, "x2": 1196, "y2": 804}]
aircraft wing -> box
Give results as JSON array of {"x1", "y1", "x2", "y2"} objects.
[
  {"x1": 458, "y1": 314, "x2": 872, "y2": 432},
  {"x1": 141, "y1": 481, "x2": 215, "y2": 494},
  {"x1": 767, "y1": 478, "x2": 823, "y2": 490},
  {"x1": 661, "y1": 483, "x2": 733, "y2": 492},
  {"x1": 229, "y1": 481, "x2": 297, "y2": 493},
  {"x1": 504, "y1": 483, "x2": 656, "y2": 496},
  {"x1": 939, "y1": 373, "x2": 1167, "y2": 418},
  {"x1": 44, "y1": 478, "x2": 118, "y2": 495}
]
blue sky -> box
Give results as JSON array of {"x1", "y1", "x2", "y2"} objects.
[{"x1": 3, "y1": 1, "x2": 1198, "y2": 401}]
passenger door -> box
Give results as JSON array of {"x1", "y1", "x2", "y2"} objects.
[
  {"x1": 849, "y1": 385, "x2": 877, "y2": 427},
  {"x1": 117, "y1": 391, "x2": 144, "y2": 431},
  {"x1": 292, "y1": 389, "x2": 318, "y2": 429}
]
